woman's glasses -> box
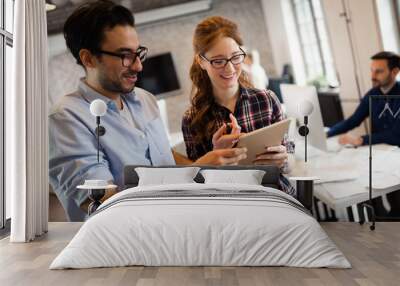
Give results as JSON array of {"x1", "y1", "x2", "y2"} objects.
[{"x1": 200, "y1": 48, "x2": 246, "y2": 69}]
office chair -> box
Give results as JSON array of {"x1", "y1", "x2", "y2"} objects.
[{"x1": 317, "y1": 92, "x2": 344, "y2": 127}]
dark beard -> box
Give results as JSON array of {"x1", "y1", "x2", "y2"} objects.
[
  {"x1": 98, "y1": 70, "x2": 135, "y2": 94},
  {"x1": 372, "y1": 77, "x2": 391, "y2": 89}
]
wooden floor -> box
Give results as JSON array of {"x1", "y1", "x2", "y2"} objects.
[{"x1": 0, "y1": 222, "x2": 399, "y2": 286}]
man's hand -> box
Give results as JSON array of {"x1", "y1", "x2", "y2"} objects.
[
  {"x1": 338, "y1": 133, "x2": 363, "y2": 146},
  {"x1": 253, "y1": 145, "x2": 288, "y2": 168},
  {"x1": 212, "y1": 114, "x2": 242, "y2": 150},
  {"x1": 194, "y1": 148, "x2": 247, "y2": 166}
]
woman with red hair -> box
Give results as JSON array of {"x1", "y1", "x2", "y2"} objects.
[{"x1": 182, "y1": 16, "x2": 295, "y2": 195}]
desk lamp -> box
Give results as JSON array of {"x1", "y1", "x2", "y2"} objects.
[
  {"x1": 90, "y1": 99, "x2": 107, "y2": 163},
  {"x1": 80, "y1": 99, "x2": 108, "y2": 215},
  {"x1": 298, "y1": 99, "x2": 314, "y2": 162},
  {"x1": 290, "y1": 100, "x2": 316, "y2": 212}
]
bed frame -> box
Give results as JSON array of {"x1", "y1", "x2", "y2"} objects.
[
  {"x1": 123, "y1": 165, "x2": 317, "y2": 212},
  {"x1": 123, "y1": 165, "x2": 281, "y2": 190}
]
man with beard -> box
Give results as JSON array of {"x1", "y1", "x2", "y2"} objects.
[
  {"x1": 327, "y1": 51, "x2": 400, "y2": 146},
  {"x1": 327, "y1": 51, "x2": 400, "y2": 218},
  {"x1": 49, "y1": 0, "x2": 246, "y2": 221}
]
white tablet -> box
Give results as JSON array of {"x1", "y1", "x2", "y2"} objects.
[{"x1": 236, "y1": 118, "x2": 291, "y2": 165}]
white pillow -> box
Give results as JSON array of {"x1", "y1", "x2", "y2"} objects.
[
  {"x1": 200, "y1": 169, "x2": 266, "y2": 185},
  {"x1": 135, "y1": 167, "x2": 201, "y2": 186}
]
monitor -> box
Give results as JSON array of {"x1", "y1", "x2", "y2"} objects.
[
  {"x1": 280, "y1": 84, "x2": 328, "y2": 151},
  {"x1": 317, "y1": 91, "x2": 344, "y2": 127},
  {"x1": 136, "y1": 52, "x2": 181, "y2": 98},
  {"x1": 268, "y1": 77, "x2": 291, "y2": 103}
]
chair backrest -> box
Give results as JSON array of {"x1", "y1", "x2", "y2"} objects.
[
  {"x1": 268, "y1": 77, "x2": 291, "y2": 103},
  {"x1": 123, "y1": 165, "x2": 281, "y2": 189}
]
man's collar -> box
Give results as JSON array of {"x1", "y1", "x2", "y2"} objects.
[
  {"x1": 380, "y1": 81, "x2": 397, "y2": 94},
  {"x1": 78, "y1": 79, "x2": 140, "y2": 111}
]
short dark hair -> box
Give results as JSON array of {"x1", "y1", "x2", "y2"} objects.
[
  {"x1": 63, "y1": 0, "x2": 135, "y2": 66},
  {"x1": 371, "y1": 51, "x2": 400, "y2": 70}
]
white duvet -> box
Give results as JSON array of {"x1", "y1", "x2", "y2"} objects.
[{"x1": 50, "y1": 183, "x2": 351, "y2": 269}]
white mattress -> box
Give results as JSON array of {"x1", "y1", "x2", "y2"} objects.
[{"x1": 50, "y1": 183, "x2": 351, "y2": 269}]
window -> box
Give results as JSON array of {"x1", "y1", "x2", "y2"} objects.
[
  {"x1": 1, "y1": 0, "x2": 14, "y2": 231},
  {"x1": 376, "y1": 0, "x2": 400, "y2": 53},
  {"x1": 395, "y1": 0, "x2": 400, "y2": 39},
  {"x1": 289, "y1": 0, "x2": 338, "y2": 86},
  {"x1": 5, "y1": 0, "x2": 12, "y2": 33}
]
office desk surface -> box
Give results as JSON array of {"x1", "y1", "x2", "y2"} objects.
[
  {"x1": 290, "y1": 144, "x2": 400, "y2": 214},
  {"x1": 0, "y1": 222, "x2": 399, "y2": 286}
]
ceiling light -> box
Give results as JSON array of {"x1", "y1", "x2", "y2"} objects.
[{"x1": 46, "y1": 2, "x2": 57, "y2": 12}]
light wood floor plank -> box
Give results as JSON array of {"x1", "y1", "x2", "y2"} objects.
[{"x1": 0, "y1": 222, "x2": 399, "y2": 286}]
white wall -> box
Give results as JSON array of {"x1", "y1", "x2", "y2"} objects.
[
  {"x1": 260, "y1": 0, "x2": 291, "y2": 76},
  {"x1": 321, "y1": 0, "x2": 383, "y2": 135},
  {"x1": 260, "y1": 0, "x2": 307, "y2": 85}
]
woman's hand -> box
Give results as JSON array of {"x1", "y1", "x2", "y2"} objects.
[
  {"x1": 194, "y1": 147, "x2": 248, "y2": 166},
  {"x1": 253, "y1": 145, "x2": 288, "y2": 168},
  {"x1": 212, "y1": 114, "x2": 242, "y2": 150}
]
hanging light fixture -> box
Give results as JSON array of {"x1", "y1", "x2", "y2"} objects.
[{"x1": 45, "y1": 1, "x2": 57, "y2": 12}]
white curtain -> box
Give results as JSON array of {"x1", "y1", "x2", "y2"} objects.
[{"x1": 9, "y1": 0, "x2": 49, "y2": 242}]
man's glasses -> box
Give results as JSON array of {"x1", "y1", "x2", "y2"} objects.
[
  {"x1": 96, "y1": 46, "x2": 148, "y2": 67},
  {"x1": 200, "y1": 48, "x2": 246, "y2": 69}
]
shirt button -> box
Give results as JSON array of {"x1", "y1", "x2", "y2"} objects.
[{"x1": 140, "y1": 134, "x2": 145, "y2": 139}]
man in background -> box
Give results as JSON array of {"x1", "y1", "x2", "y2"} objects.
[
  {"x1": 327, "y1": 51, "x2": 400, "y2": 146},
  {"x1": 328, "y1": 51, "x2": 400, "y2": 217}
]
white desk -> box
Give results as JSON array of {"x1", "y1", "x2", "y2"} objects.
[{"x1": 290, "y1": 141, "x2": 400, "y2": 221}]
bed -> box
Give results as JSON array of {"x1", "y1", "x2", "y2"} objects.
[{"x1": 50, "y1": 165, "x2": 350, "y2": 269}]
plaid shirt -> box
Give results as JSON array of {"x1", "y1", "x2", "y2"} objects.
[{"x1": 182, "y1": 87, "x2": 296, "y2": 196}]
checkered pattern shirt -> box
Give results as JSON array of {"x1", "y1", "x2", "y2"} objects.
[{"x1": 182, "y1": 87, "x2": 296, "y2": 196}]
